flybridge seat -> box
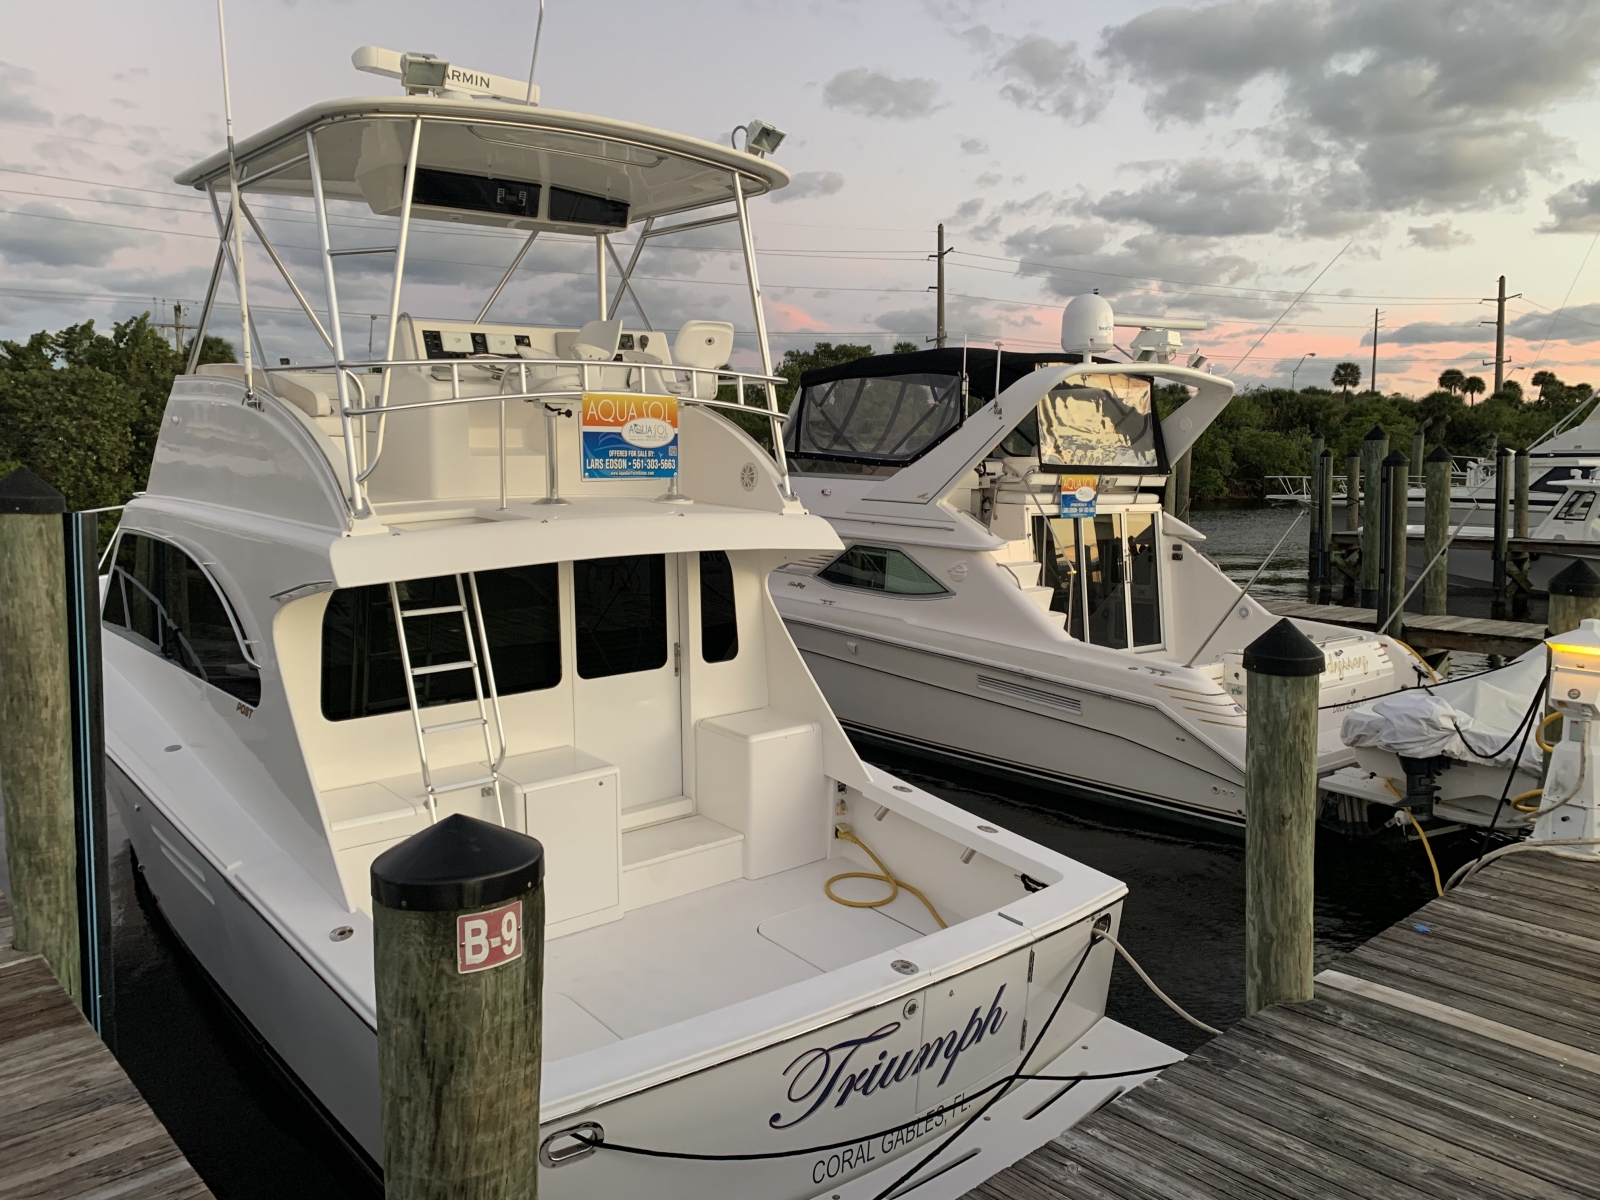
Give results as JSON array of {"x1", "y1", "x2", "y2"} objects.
[{"x1": 499, "y1": 318, "x2": 734, "y2": 399}]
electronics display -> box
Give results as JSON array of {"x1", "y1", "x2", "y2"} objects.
[{"x1": 413, "y1": 169, "x2": 539, "y2": 217}]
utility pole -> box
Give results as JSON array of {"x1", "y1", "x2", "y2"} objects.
[
  {"x1": 1482, "y1": 275, "x2": 1521, "y2": 395},
  {"x1": 172, "y1": 302, "x2": 183, "y2": 355},
  {"x1": 928, "y1": 224, "x2": 952, "y2": 348},
  {"x1": 1370, "y1": 308, "x2": 1382, "y2": 396}
]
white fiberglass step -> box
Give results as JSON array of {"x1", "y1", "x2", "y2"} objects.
[
  {"x1": 619, "y1": 794, "x2": 694, "y2": 832},
  {"x1": 621, "y1": 814, "x2": 743, "y2": 909}
]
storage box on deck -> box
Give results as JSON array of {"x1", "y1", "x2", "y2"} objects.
[
  {"x1": 500, "y1": 746, "x2": 620, "y2": 931},
  {"x1": 695, "y1": 709, "x2": 827, "y2": 878}
]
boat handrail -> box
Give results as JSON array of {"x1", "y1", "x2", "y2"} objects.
[{"x1": 262, "y1": 357, "x2": 789, "y2": 509}]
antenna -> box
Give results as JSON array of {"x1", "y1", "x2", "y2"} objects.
[
  {"x1": 215, "y1": 0, "x2": 254, "y2": 403},
  {"x1": 525, "y1": 0, "x2": 546, "y2": 105}
]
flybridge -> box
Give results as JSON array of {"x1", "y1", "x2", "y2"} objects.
[{"x1": 352, "y1": 45, "x2": 540, "y2": 105}]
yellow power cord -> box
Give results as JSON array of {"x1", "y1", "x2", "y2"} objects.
[
  {"x1": 1381, "y1": 779, "x2": 1443, "y2": 897},
  {"x1": 828, "y1": 825, "x2": 947, "y2": 929},
  {"x1": 1536, "y1": 711, "x2": 1562, "y2": 753},
  {"x1": 1511, "y1": 788, "x2": 1545, "y2": 814},
  {"x1": 1403, "y1": 807, "x2": 1443, "y2": 897},
  {"x1": 1398, "y1": 641, "x2": 1442, "y2": 684}
]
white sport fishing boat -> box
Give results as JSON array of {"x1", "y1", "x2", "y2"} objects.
[
  {"x1": 769, "y1": 295, "x2": 1417, "y2": 828},
  {"x1": 104, "y1": 47, "x2": 1171, "y2": 1200}
]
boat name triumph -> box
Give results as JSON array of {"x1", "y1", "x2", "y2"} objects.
[{"x1": 772, "y1": 985, "x2": 1008, "y2": 1129}]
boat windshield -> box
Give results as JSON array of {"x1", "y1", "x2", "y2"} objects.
[
  {"x1": 1035, "y1": 375, "x2": 1163, "y2": 473},
  {"x1": 785, "y1": 373, "x2": 963, "y2": 469}
]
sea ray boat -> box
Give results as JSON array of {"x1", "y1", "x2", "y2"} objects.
[
  {"x1": 103, "y1": 47, "x2": 1170, "y2": 1200},
  {"x1": 768, "y1": 295, "x2": 1418, "y2": 828}
]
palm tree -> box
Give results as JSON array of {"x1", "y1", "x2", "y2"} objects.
[
  {"x1": 1461, "y1": 375, "x2": 1487, "y2": 405},
  {"x1": 1531, "y1": 369, "x2": 1558, "y2": 400},
  {"x1": 1331, "y1": 361, "x2": 1361, "y2": 394},
  {"x1": 1438, "y1": 368, "x2": 1465, "y2": 395}
]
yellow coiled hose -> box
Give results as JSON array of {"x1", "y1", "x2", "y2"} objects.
[{"x1": 826, "y1": 825, "x2": 947, "y2": 929}]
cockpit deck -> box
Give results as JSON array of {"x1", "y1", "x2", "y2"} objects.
[{"x1": 541, "y1": 855, "x2": 944, "y2": 1061}]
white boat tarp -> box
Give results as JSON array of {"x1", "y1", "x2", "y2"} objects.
[{"x1": 1340, "y1": 648, "x2": 1547, "y2": 773}]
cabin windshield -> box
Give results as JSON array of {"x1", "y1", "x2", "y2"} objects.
[{"x1": 786, "y1": 373, "x2": 963, "y2": 470}]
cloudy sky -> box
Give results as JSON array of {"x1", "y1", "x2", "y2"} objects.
[{"x1": 5, "y1": 0, "x2": 1600, "y2": 395}]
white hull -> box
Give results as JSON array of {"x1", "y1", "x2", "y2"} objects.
[{"x1": 788, "y1": 625, "x2": 1245, "y2": 829}]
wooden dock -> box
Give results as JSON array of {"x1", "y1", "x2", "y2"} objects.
[
  {"x1": 1261, "y1": 598, "x2": 1547, "y2": 657},
  {"x1": 0, "y1": 893, "x2": 213, "y2": 1200},
  {"x1": 966, "y1": 849, "x2": 1600, "y2": 1200},
  {"x1": 1330, "y1": 528, "x2": 1591, "y2": 559}
]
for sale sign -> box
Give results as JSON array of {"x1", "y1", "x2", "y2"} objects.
[
  {"x1": 580, "y1": 392, "x2": 679, "y2": 479},
  {"x1": 456, "y1": 899, "x2": 523, "y2": 974}
]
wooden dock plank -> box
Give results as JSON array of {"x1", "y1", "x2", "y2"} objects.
[
  {"x1": 1259, "y1": 599, "x2": 1546, "y2": 656},
  {"x1": 967, "y1": 850, "x2": 1600, "y2": 1200},
  {"x1": 0, "y1": 894, "x2": 213, "y2": 1200}
]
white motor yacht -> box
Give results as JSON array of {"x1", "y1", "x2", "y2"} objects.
[
  {"x1": 104, "y1": 49, "x2": 1170, "y2": 1200},
  {"x1": 769, "y1": 296, "x2": 1417, "y2": 828}
]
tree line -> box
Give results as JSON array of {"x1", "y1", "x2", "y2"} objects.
[
  {"x1": 0, "y1": 315, "x2": 233, "y2": 512},
  {"x1": 1159, "y1": 359, "x2": 1595, "y2": 503}
]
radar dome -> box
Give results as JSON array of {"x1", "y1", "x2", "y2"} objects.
[{"x1": 1061, "y1": 292, "x2": 1114, "y2": 356}]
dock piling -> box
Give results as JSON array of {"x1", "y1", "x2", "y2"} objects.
[
  {"x1": 1317, "y1": 450, "x2": 1334, "y2": 604},
  {"x1": 1513, "y1": 449, "x2": 1532, "y2": 620},
  {"x1": 1360, "y1": 426, "x2": 1387, "y2": 608},
  {"x1": 1244, "y1": 619, "x2": 1323, "y2": 1015},
  {"x1": 1423, "y1": 446, "x2": 1450, "y2": 618},
  {"x1": 373, "y1": 814, "x2": 545, "y2": 1200},
  {"x1": 1410, "y1": 429, "x2": 1425, "y2": 484},
  {"x1": 1548, "y1": 559, "x2": 1600, "y2": 637},
  {"x1": 1491, "y1": 445, "x2": 1513, "y2": 620},
  {"x1": 1342, "y1": 453, "x2": 1360, "y2": 603},
  {"x1": 0, "y1": 468, "x2": 80, "y2": 1005},
  {"x1": 1377, "y1": 450, "x2": 1408, "y2": 639}
]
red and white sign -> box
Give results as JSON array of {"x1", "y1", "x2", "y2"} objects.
[{"x1": 456, "y1": 899, "x2": 523, "y2": 974}]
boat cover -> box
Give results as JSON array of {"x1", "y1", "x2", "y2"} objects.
[{"x1": 1340, "y1": 648, "x2": 1547, "y2": 773}]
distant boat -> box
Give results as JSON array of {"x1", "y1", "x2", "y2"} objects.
[{"x1": 771, "y1": 294, "x2": 1419, "y2": 828}]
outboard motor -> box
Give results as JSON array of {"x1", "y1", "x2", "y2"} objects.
[{"x1": 1396, "y1": 754, "x2": 1450, "y2": 819}]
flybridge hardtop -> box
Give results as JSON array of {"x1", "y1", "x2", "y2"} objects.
[{"x1": 173, "y1": 94, "x2": 790, "y2": 232}]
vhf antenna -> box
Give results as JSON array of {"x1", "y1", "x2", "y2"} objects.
[
  {"x1": 215, "y1": 0, "x2": 254, "y2": 403},
  {"x1": 525, "y1": 0, "x2": 547, "y2": 104}
]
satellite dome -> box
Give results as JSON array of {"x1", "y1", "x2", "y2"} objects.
[{"x1": 1061, "y1": 292, "x2": 1114, "y2": 356}]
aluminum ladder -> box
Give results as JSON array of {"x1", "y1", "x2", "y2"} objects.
[{"x1": 388, "y1": 574, "x2": 507, "y2": 824}]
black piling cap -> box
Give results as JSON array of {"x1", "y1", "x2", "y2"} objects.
[
  {"x1": 1364, "y1": 425, "x2": 1387, "y2": 442},
  {"x1": 0, "y1": 467, "x2": 65, "y2": 514},
  {"x1": 1426, "y1": 445, "x2": 1452, "y2": 463},
  {"x1": 1242, "y1": 618, "x2": 1326, "y2": 678},
  {"x1": 372, "y1": 813, "x2": 544, "y2": 912},
  {"x1": 1550, "y1": 559, "x2": 1600, "y2": 599},
  {"x1": 1382, "y1": 449, "x2": 1408, "y2": 468},
  {"x1": 1498, "y1": 444, "x2": 1515, "y2": 459}
]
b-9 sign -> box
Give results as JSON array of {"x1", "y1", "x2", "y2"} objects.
[{"x1": 457, "y1": 900, "x2": 523, "y2": 974}]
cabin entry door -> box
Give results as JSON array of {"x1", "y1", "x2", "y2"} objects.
[{"x1": 571, "y1": 553, "x2": 684, "y2": 813}]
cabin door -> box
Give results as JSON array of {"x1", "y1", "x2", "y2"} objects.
[{"x1": 571, "y1": 553, "x2": 684, "y2": 811}]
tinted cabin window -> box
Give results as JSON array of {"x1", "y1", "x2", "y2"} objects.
[
  {"x1": 818, "y1": 546, "x2": 947, "y2": 596},
  {"x1": 575, "y1": 555, "x2": 668, "y2": 679},
  {"x1": 699, "y1": 551, "x2": 739, "y2": 663},
  {"x1": 103, "y1": 533, "x2": 261, "y2": 706},
  {"x1": 321, "y1": 566, "x2": 560, "y2": 721},
  {"x1": 1082, "y1": 515, "x2": 1128, "y2": 649},
  {"x1": 1126, "y1": 513, "x2": 1162, "y2": 647}
]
